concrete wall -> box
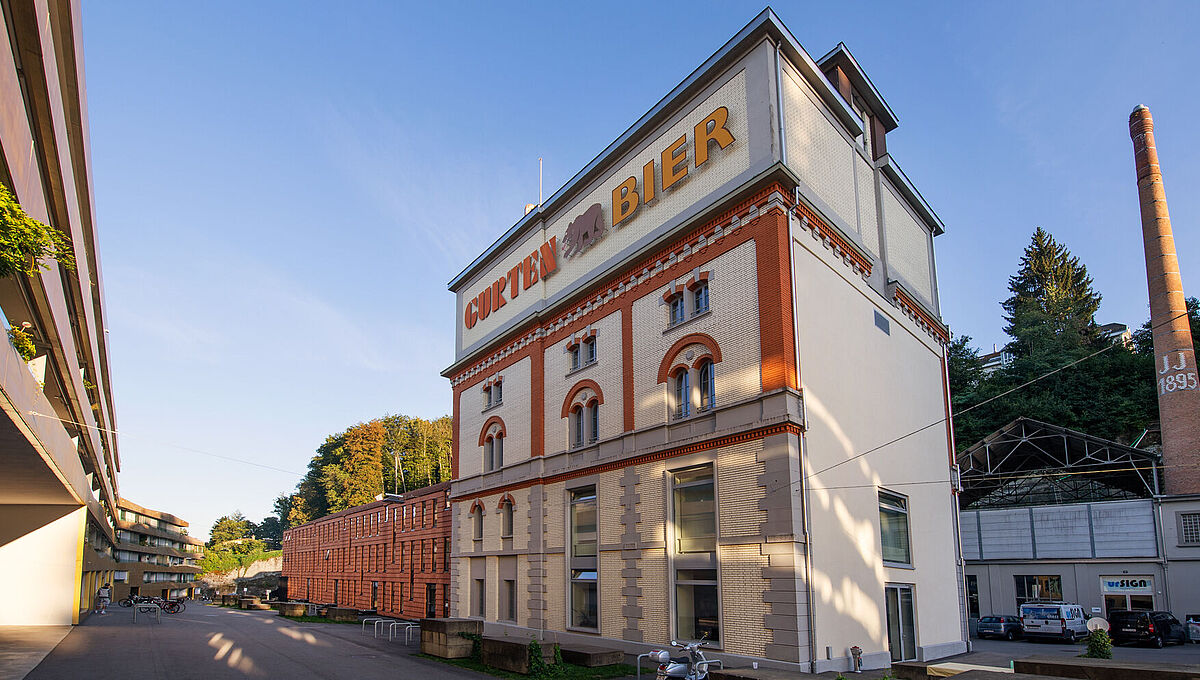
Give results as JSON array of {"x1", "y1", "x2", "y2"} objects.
[
  {"x1": 791, "y1": 208, "x2": 961, "y2": 667},
  {"x1": 0, "y1": 505, "x2": 85, "y2": 625}
]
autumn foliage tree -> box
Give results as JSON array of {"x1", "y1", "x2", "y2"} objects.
[{"x1": 279, "y1": 413, "x2": 452, "y2": 528}]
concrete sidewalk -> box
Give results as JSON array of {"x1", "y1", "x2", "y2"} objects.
[
  {"x1": 23, "y1": 603, "x2": 486, "y2": 680},
  {"x1": 0, "y1": 625, "x2": 71, "y2": 680}
]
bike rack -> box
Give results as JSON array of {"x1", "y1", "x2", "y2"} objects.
[{"x1": 361, "y1": 617, "x2": 386, "y2": 635}]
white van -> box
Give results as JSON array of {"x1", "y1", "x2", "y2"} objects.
[{"x1": 1019, "y1": 602, "x2": 1088, "y2": 641}]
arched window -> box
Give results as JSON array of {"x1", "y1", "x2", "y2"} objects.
[
  {"x1": 673, "y1": 367, "x2": 691, "y2": 419},
  {"x1": 471, "y1": 505, "x2": 483, "y2": 541},
  {"x1": 571, "y1": 405, "x2": 585, "y2": 448},
  {"x1": 484, "y1": 436, "x2": 495, "y2": 472},
  {"x1": 494, "y1": 433, "x2": 504, "y2": 468},
  {"x1": 697, "y1": 360, "x2": 715, "y2": 411},
  {"x1": 500, "y1": 498, "x2": 514, "y2": 538},
  {"x1": 587, "y1": 400, "x2": 599, "y2": 444}
]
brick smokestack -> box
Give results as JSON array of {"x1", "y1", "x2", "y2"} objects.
[{"x1": 1129, "y1": 105, "x2": 1200, "y2": 495}]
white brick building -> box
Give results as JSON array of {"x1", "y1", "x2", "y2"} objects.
[{"x1": 442, "y1": 10, "x2": 966, "y2": 671}]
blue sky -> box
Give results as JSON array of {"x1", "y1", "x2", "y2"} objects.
[{"x1": 81, "y1": 2, "x2": 1200, "y2": 538}]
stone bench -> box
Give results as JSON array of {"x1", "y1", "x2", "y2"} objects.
[
  {"x1": 1014, "y1": 655, "x2": 1200, "y2": 679},
  {"x1": 559, "y1": 645, "x2": 624, "y2": 667},
  {"x1": 277, "y1": 602, "x2": 307, "y2": 617},
  {"x1": 325, "y1": 607, "x2": 358, "y2": 622},
  {"x1": 480, "y1": 636, "x2": 555, "y2": 674},
  {"x1": 420, "y1": 618, "x2": 482, "y2": 659},
  {"x1": 238, "y1": 597, "x2": 261, "y2": 610},
  {"x1": 221, "y1": 594, "x2": 239, "y2": 606}
]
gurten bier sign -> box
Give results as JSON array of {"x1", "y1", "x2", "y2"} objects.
[{"x1": 463, "y1": 106, "x2": 735, "y2": 333}]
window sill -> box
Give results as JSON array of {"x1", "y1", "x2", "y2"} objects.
[
  {"x1": 883, "y1": 561, "x2": 915, "y2": 570},
  {"x1": 566, "y1": 626, "x2": 600, "y2": 635},
  {"x1": 664, "y1": 308, "x2": 712, "y2": 334},
  {"x1": 566, "y1": 359, "x2": 598, "y2": 378},
  {"x1": 481, "y1": 400, "x2": 504, "y2": 415}
]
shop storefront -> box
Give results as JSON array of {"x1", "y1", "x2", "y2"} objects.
[{"x1": 1101, "y1": 576, "x2": 1155, "y2": 615}]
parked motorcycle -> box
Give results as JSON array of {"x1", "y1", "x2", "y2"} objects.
[{"x1": 649, "y1": 633, "x2": 722, "y2": 679}]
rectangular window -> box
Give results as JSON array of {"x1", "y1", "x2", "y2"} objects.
[
  {"x1": 484, "y1": 386, "x2": 492, "y2": 409},
  {"x1": 570, "y1": 488, "x2": 597, "y2": 557},
  {"x1": 570, "y1": 346, "x2": 581, "y2": 371},
  {"x1": 502, "y1": 579, "x2": 517, "y2": 621},
  {"x1": 570, "y1": 569, "x2": 598, "y2": 629},
  {"x1": 473, "y1": 578, "x2": 486, "y2": 617},
  {"x1": 670, "y1": 296, "x2": 685, "y2": 325},
  {"x1": 588, "y1": 403, "x2": 599, "y2": 444},
  {"x1": 494, "y1": 381, "x2": 503, "y2": 404},
  {"x1": 1014, "y1": 574, "x2": 1062, "y2": 608},
  {"x1": 1179, "y1": 512, "x2": 1200, "y2": 545},
  {"x1": 584, "y1": 338, "x2": 597, "y2": 364},
  {"x1": 675, "y1": 569, "x2": 719, "y2": 642},
  {"x1": 879, "y1": 491, "x2": 912, "y2": 566},
  {"x1": 693, "y1": 283, "x2": 709, "y2": 315},
  {"x1": 673, "y1": 466, "x2": 716, "y2": 554}
]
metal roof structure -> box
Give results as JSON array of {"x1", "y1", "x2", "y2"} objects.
[{"x1": 957, "y1": 417, "x2": 1161, "y2": 509}]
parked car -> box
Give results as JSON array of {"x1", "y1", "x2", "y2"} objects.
[
  {"x1": 1108, "y1": 610, "x2": 1189, "y2": 648},
  {"x1": 1018, "y1": 602, "x2": 1088, "y2": 642},
  {"x1": 977, "y1": 615, "x2": 1023, "y2": 640}
]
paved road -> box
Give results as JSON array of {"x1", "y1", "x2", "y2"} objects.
[
  {"x1": 970, "y1": 635, "x2": 1200, "y2": 665},
  {"x1": 26, "y1": 603, "x2": 486, "y2": 680}
]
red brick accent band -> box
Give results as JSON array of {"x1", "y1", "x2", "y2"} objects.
[
  {"x1": 657, "y1": 332, "x2": 724, "y2": 384},
  {"x1": 561, "y1": 379, "x2": 605, "y2": 418},
  {"x1": 478, "y1": 415, "x2": 506, "y2": 446}
]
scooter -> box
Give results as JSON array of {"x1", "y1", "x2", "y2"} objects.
[{"x1": 648, "y1": 632, "x2": 722, "y2": 679}]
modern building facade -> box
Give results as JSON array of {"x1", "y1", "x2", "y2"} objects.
[
  {"x1": 0, "y1": 0, "x2": 123, "y2": 625},
  {"x1": 441, "y1": 10, "x2": 964, "y2": 672},
  {"x1": 112, "y1": 499, "x2": 203, "y2": 600},
  {"x1": 281, "y1": 482, "x2": 452, "y2": 619}
]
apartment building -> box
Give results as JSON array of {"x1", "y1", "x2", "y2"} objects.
[
  {"x1": 0, "y1": 0, "x2": 123, "y2": 625},
  {"x1": 112, "y1": 499, "x2": 203, "y2": 600},
  {"x1": 281, "y1": 482, "x2": 452, "y2": 619},
  {"x1": 441, "y1": 10, "x2": 965, "y2": 672}
]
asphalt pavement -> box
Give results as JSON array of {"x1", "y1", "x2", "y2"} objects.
[
  {"x1": 969, "y1": 634, "x2": 1200, "y2": 665},
  {"x1": 24, "y1": 603, "x2": 486, "y2": 680}
]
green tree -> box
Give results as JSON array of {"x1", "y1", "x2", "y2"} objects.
[
  {"x1": 947, "y1": 335, "x2": 985, "y2": 403},
  {"x1": 1002, "y1": 227, "x2": 1102, "y2": 359},
  {"x1": 254, "y1": 516, "x2": 283, "y2": 549},
  {"x1": 951, "y1": 228, "x2": 1158, "y2": 451},
  {"x1": 208, "y1": 512, "x2": 252, "y2": 546},
  {"x1": 1132, "y1": 296, "x2": 1200, "y2": 354},
  {"x1": 0, "y1": 183, "x2": 76, "y2": 277}
]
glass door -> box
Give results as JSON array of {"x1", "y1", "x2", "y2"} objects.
[{"x1": 886, "y1": 584, "x2": 918, "y2": 662}]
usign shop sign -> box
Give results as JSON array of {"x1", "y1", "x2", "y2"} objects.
[{"x1": 463, "y1": 106, "x2": 736, "y2": 332}]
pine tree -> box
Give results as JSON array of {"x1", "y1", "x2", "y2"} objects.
[{"x1": 1002, "y1": 227, "x2": 1102, "y2": 358}]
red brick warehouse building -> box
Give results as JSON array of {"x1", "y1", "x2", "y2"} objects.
[{"x1": 281, "y1": 482, "x2": 451, "y2": 618}]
